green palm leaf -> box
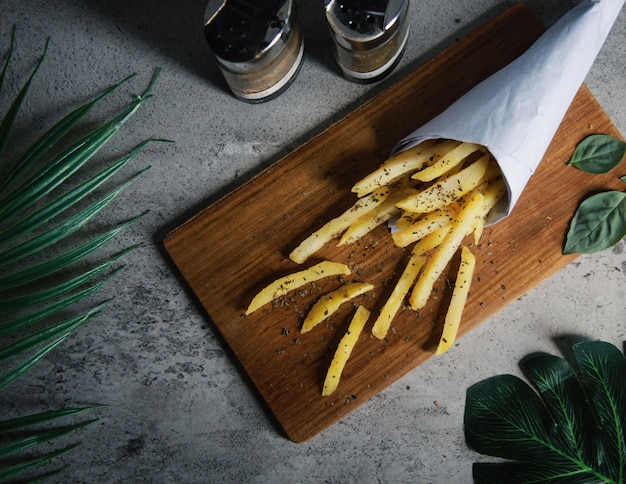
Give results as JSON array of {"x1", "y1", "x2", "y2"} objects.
[
  {"x1": 0, "y1": 140, "x2": 156, "y2": 246},
  {"x1": 0, "y1": 72, "x2": 136, "y2": 198},
  {"x1": 0, "y1": 335, "x2": 69, "y2": 391},
  {"x1": 0, "y1": 302, "x2": 107, "y2": 363},
  {"x1": 0, "y1": 419, "x2": 97, "y2": 459},
  {"x1": 0, "y1": 229, "x2": 141, "y2": 291},
  {"x1": 465, "y1": 340, "x2": 626, "y2": 483},
  {"x1": 0, "y1": 179, "x2": 147, "y2": 268},
  {"x1": 0, "y1": 282, "x2": 111, "y2": 337},
  {"x1": 0, "y1": 259, "x2": 124, "y2": 315},
  {"x1": 0, "y1": 407, "x2": 104, "y2": 482},
  {"x1": 0, "y1": 87, "x2": 155, "y2": 226},
  {"x1": 0, "y1": 28, "x2": 165, "y2": 481},
  {"x1": 0, "y1": 444, "x2": 78, "y2": 482},
  {"x1": 0, "y1": 406, "x2": 105, "y2": 433},
  {"x1": 0, "y1": 30, "x2": 48, "y2": 162},
  {"x1": 0, "y1": 26, "x2": 15, "y2": 97}
]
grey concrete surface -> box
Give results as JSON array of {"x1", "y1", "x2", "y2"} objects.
[{"x1": 1, "y1": 0, "x2": 625, "y2": 482}]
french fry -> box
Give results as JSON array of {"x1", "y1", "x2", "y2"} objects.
[
  {"x1": 409, "y1": 193, "x2": 484, "y2": 310},
  {"x1": 245, "y1": 261, "x2": 351, "y2": 315},
  {"x1": 473, "y1": 177, "x2": 507, "y2": 243},
  {"x1": 371, "y1": 254, "x2": 426, "y2": 339},
  {"x1": 391, "y1": 203, "x2": 460, "y2": 248},
  {"x1": 411, "y1": 225, "x2": 452, "y2": 255},
  {"x1": 338, "y1": 203, "x2": 397, "y2": 246},
  {"x1": 289, "y1": 187, "x2": 390, "y2": 264},
  {"x1": 394, "y1": 210, "x2": 422, "y2": 229},
  {"x1": 412, "y1": 142, "x2": 485, "y2": 182},
  {"x1": 338, "y1": 188, "x2": 417, "y2": 246},
  {"x1": 301, "y1": 282, "x2": 374, "y2": 333},
  {"x1": 396, "y1": 154, "x2": 491, "y2": 214},
  {"x1": 322, "y1": 305, "x2": 370, "y2": 396},
  {"x1": 436, "y1": 245, "x2": 476, "y2": 355},
  {"x1": 480, "y1": 157, "x2": 505, "y2": 184},
  {"x1": 472, "y1": 215, "x2": 487, "y2": 246},
  {"x1": 351, "y1": 139, "x2": 459, "y2": 197},
  {"x1": 395, "y1": 180, "x2": 502, "y2": 248}
]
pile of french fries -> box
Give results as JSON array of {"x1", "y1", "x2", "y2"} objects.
[{"x1": 245, "y1": 139, "x2": 507, "y2": 395}]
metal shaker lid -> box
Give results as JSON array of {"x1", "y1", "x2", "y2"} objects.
[
  {"x1": 325, "y1": 0, "x2": 409, "y2": 51},
  {"x1": 204, "y1": 0, "x2": 297, "y2": 72}
]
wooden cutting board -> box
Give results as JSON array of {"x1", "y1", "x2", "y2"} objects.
[{"x1": 164, "y1": 3, "x2": 624, "y2": 443}]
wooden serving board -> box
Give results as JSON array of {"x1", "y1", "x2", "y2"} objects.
[{"x1": 164, "y1": 3, "x2": 623, "y2": 443}]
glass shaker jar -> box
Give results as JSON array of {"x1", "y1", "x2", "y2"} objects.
[
  {"x1": 325, "y1": 0, "x2": 410, "y2": 83},
  {"x1": 204, "y1": 0, "x2": 304, "y2": 102}
]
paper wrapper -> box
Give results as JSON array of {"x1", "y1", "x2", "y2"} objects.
[{"x1": 392, "y1": 0, "x2": 625, "y2": 224}]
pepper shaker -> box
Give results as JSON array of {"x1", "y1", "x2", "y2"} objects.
[
  {"x1": 204, "y1": 0, "x2": 304, "y2": 102},
  {"x1": 325, "y1": 0, "x2": 410, "y2": 83}
]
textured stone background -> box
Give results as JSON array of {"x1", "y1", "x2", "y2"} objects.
[{"x1": 1, "y1": 0, "x2": 624, "y2": 482}]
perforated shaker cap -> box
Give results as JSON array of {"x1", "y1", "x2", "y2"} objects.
[{"x1": 204, "y1": 0, "x2": 297, "y2": 73}]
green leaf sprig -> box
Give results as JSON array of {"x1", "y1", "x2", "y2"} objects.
[
  {"x1": 464, "y1": 340, "x2": 626, "y2": 483},
  {"x1": 564, "y1": 134, "x2": 626, "y2": 254}
]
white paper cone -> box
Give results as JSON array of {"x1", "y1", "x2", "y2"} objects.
[{"x1": 392, "y1": 0, "x2": 625, "y2": 223}]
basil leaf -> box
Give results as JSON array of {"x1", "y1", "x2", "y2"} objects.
[
  {"x1": 568, "y1": 134, "x2": 626, "y2": 174},
  {"x1": 563, "y1": 191, "x2": 626, "y2": 254}
]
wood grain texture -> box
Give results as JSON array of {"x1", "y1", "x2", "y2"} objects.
[{"x1": 163, "y1": 3, "x2": 624, "y2": 443}]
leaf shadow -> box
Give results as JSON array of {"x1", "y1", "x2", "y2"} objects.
[
  {"x1": 514, "y1": 333, "x2": 594, "y2": 377},
  {"x1": 551, "y1": 333, "x2": 593, "y2": 363},
  {"x1": 61, "y1": 0, "x2": 219, "y2": 82}
]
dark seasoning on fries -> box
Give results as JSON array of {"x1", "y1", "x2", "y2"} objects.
[{"x1": 245, "y1": 139, "x2": 507, "y2": 395}]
